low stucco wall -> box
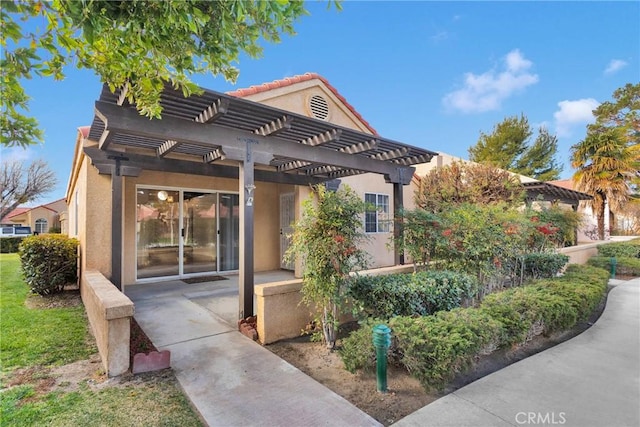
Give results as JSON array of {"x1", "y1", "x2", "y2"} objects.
[
  {"x1": 559, "y1": 241, "x2": 609, "y2": 265},
  {"x1": 255, "y1": 264, "x2": 415, "y2": 344},
  {"x1": 81, "y1": 270, "x2": 135, "y2": 376}
]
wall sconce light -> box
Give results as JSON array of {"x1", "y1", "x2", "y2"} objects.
[
  {"x1": 245, "y1": 184, "x2": 256, "y2": 207},
  {"x1": 157, "y1": 190, "x2": 168, "y2": 201}
]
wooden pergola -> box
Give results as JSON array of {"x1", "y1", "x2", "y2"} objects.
[{"x1": 85, "y1": 84, "x2": 437, "y2": 319}]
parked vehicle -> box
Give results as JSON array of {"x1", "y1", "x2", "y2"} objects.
[{"x1": 0, "y1": 226, "x2": 32, "y2": 237}]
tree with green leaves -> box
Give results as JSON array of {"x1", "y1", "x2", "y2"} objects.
[
  {"x1": 571, "y1": 83, "x2": 640, "y2": 240},
  {"x1": 1, "y1": 0, "x2": 338, "y2": 147},
  {"x1": 468, "y1": 114, "x2": 562, "y2": 180},
  {"x1": 515, "y1": 127, "x2": 563, "y2": 181},
  {"x1": 286, "y1": 185, "x2": 368, "y2": 349}
]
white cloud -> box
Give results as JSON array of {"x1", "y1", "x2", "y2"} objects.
[
  {"x1": 604, "y1": 59, "x2": 628, "y2": 75},
  {"x1": 442, "y1": 49, "x2": 539, "y2": 113},
  {"x1": 553, "y1": 98, "x2": 599, "y2": 137}
]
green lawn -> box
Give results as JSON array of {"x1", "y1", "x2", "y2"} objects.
[
  {"x1": 0, "y1": 253, "x2": 96, "y2": 371},
  {"x1": 0, "y1": 253, "x2": 202, "y2": 426}
]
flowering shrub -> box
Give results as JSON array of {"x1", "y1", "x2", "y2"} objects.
[{"x1": 286, "y1": 185, "x2": 368, "y2": 348}]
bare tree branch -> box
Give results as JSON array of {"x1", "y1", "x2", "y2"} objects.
[{"x1": 0, "y1": 159, "x2": 57, "y2": 221}]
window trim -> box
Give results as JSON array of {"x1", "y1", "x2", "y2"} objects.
[
  {"x1": 364, "y1": 192, "x2": 390, "y2": 233},
  {"x1": 35, "y1": 218, "x2": 48, "y2": 234}
]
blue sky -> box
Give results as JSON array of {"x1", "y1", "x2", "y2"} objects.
[{"x1": 3, "y1": 1, "x2": 639, "y2": 205}]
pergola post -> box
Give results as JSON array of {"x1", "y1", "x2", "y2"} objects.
[
  {"x1": 239, "y1": 142, "x2": 256, "y2": 319},
  {"x1": 110, "y1": 160, "x2": 123, "y2": 291},
  {"x1": 393, "y1": 182, "x2": 405, "y2": 265}
]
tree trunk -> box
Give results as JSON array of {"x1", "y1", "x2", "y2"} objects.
[
  {"x1": 597, "y1": 199, "x2": 606, "y2": 241},
  {"x1": 609, "y1": 209, "x2": 616, "y2": 236}
]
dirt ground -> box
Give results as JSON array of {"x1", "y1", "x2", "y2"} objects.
[{"x1": 266, "y1": 287, "x2": 612, "y2": 426}]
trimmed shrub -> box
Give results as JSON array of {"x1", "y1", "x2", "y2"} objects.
[
  {"x1": 390, "y1": 308, "x2": 503, "y2": 391},
  {"x1": 340, "y1": 264, "x2": 610, "y2": 392},
  {"x1": 588, "y1": 256, "x2": 640, "y2": 277},
  {"x1": 348, "y1": 270, "x2": 478, "y2": 319},
  {"x1": 482, "y1": 286, "x2": 578, "y2": 342},
  {"x1": 339, "y1": 321, "x2": 376, "y2": 373},
  {"x1": 522, "y1": 253, "x2": 569, "y2": 279},
  {"x1": 0, "y1": 237, "x2": 25, "y2": 253},
  {"x1": 596, "y1": 241, "x2": 640, "y2": 258},
  {"x1": 18, "y1": 234, "x2": 79, "y2": 295}
]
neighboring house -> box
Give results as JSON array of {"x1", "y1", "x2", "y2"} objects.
[
  {"x1": 1, "y1": 198, "x2": 67, "y2": 234},
  {"x1": 65, "y1": 73, "x2": 437, "y2": 318}
]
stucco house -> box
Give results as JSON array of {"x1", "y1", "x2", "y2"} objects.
[
  {"x1": 1, "y1": 198, "x2": 67, "y2": 234},
  {"x1": 65, "y1": 73, "x2": 437, "y2": 319}
]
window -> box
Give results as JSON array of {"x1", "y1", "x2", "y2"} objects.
[
  {"x1": 365, "y1": 193, "x2": 390, "y2": 233},
  {"x1": 35, "y1": 218, "x2": 48, "y2": 234}
]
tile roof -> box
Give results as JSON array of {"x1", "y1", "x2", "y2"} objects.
[
  {"x1": 79, "y1": 126, "x2": 90, "y2": 138},
  {"x1": 6, "y1": 207, "x2": 30, "y2": 219},
  {"x1": 548, "y1": 179, "x2": 575, "y2": 190},
  {"x1": 226, "y1": 72, "x2": 378, "y2": 135}
]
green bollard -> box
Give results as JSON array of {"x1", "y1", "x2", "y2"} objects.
[
  {"x1": 610, "y1": 257, "x2": 617, "y2": 278},
  {"x1": 372, "y1": 324, "x2": 391, "y2": 393}
]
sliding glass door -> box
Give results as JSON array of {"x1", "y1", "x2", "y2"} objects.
[
  {"x1": 136, "y1": 189, "x2": 180, "y2": 279},
  {"x1": 136, "y1": 188, "x2": 239, "y2": 280}
]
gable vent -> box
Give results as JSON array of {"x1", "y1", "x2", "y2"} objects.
[{"x1": 309, "y1": 95, "x2": 329, "y2": 120}]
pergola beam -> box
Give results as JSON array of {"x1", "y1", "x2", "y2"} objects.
[
  {"x1": 339, "y1": 139, "x2": 378, "y2": 154},
  {"x1": 157, "y1": 139, "x2": 180, "y2": 157},
  {"x1": 84, "y1": 147, "x2": 326, "y2": 186},
  {"x1": 300, "y1": 129, "x2": 342, "y2": 146},
  {"x1": 94, "y1": 101, "x2": 415, "y2": 183},
  {"x1": 371, "y1": 147, "x2": 409, "y2": 161},
  {"x1": 195, "y1": 98, "x2": 230, "y2": 123},
  {"x1": 254, "y1": 115, "x2": 292, "y2": 136},
  {"x1": 203, "y1": 148, "x2": 226, "y2": 163},
  {"x1": 278, "y1": 160, "x2": 311, "y2": 172}
]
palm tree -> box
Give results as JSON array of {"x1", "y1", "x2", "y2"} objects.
[{"x1": 571, "y1": 127, "x2": 639, "y2": 240}]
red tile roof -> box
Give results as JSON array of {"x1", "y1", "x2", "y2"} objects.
[
  {"x1": 226, "y1": 72, "x2": 378, "y2": 135},
  {"x1": 79, "y1": 126, "x2": 90, "y2": 138},
  {"x1": 6, "y1": 207, "x2": 30, "y2": 219},
  {"x1": 548, "y1": 179, "x2": 575, "y2": 190}
]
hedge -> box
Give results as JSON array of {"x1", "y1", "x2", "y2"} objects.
[
  {"x1": 0, "y1": 237, "x2": 26, "y2": 253},
  {"x1": 597, "y1": 240, "x2": 640, "y2": 258},
  {"x1": 522, "y1": 252, "x2": 569, "y2": 279},
  {"x1": 588, "y1": 256, "x2": 640, "y2": 277},
  {"x1": 18, "y1": 234, "x2": 79, "y2": 295},
  {"x1": 348, "y1": 270, "x2": 478, "y2": 319},
  {"x1": 340, "y1": 264, "x2": 609, "y2": 391}
]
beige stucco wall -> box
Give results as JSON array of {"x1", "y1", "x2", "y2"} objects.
[
  {"x1": 341, "y1": 173, "x2": 396, "y2": 268},
  {"x1": 78, "y1": 153, "x2": 113, "y2": 281},
  {"x1": 239, "y1": 80, "x2": 373, "y2": 134}
]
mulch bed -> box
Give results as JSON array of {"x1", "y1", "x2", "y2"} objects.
[{"x1": 130, "y1": 318, "x2": 157, "y2": 364}]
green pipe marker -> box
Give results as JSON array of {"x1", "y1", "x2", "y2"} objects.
[
  {"x1": 610, "y1": 257, "x2": 617, "y2": 278},
  {"x1": 372, "y1": 324, "x2": 391, "y2": 393}
]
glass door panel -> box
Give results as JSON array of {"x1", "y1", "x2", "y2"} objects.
[
  {"x1": 136, "y1": 189, "x2": 180, "y2": 279},
  {"x1": 219, "y1": 193, "x2": 239, "y2": 271},
  {"x1": 183, "y1": 192, "x2": 217, "y2": 275}
]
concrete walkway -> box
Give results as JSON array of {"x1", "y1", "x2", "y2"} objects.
[
  {"x1": 127, "y1": 274, "x2": 381, "y2": 427},
  {"x1": 394, "y1": 277, "x2": 640, "y2": 427}
]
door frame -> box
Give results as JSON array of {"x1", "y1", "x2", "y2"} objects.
[{"x1": 135, "y1": 185, "x2": 239, "y2": 283}]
